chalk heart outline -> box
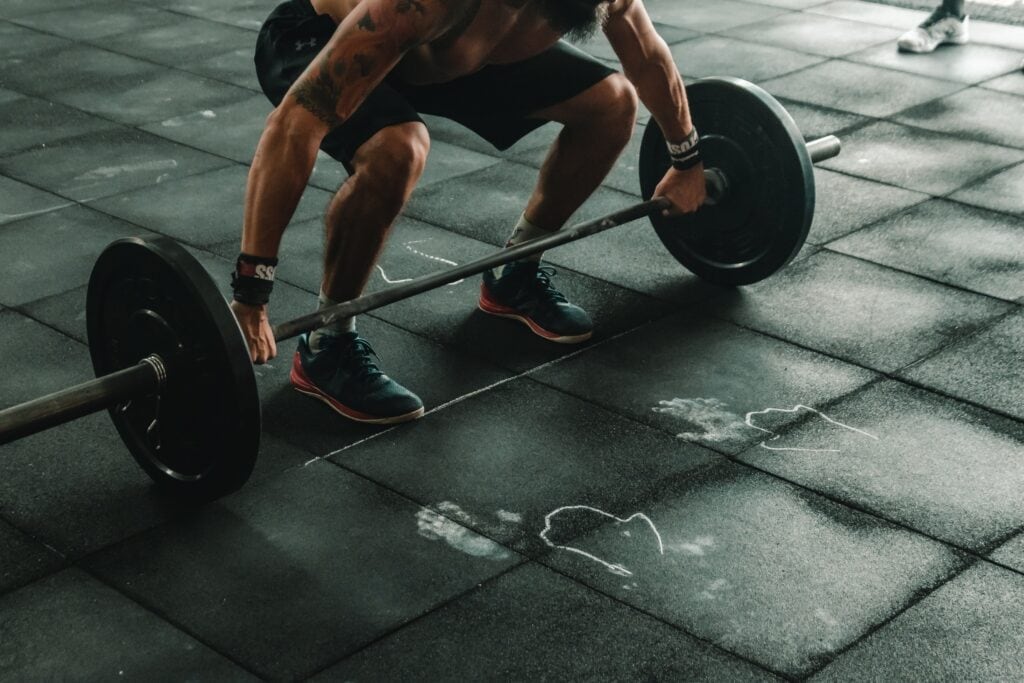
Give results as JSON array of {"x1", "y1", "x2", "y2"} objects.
[
  {"x1": 540, "y1": 505, "x2": 665, "y2": 577},
  {"x1": 744, "y1": 404, "x2": 879, "y2": 453}
]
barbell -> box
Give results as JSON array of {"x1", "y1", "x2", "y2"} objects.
[{"x1": 0, "y1": 77, "x2": 841, "y2": 500}]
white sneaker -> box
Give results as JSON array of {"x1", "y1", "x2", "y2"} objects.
[{"x1": 897, "y1": 10, "x2": 970, "y2": 53}]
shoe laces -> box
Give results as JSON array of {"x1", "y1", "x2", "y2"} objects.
[
  {"x1": 319, "y1": 334, "x2": 383, "y2": 382},
  {"x1": 531, "y1": 266, "x2": 568, "y2": 305}
]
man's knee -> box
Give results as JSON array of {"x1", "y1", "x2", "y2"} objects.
[
  {"x1": 571, "y1": 73, "x2": 638, "y2": 145},
  {"x1": 601, "y1": 73, "x2": 639, "y2": 127},
  {"x1": 352, "y1": 122, "x2": 430, "y2": 204}
]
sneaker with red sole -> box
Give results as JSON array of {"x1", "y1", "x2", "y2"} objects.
[
  {"x1": 290, "y1": 332, "x2": 424, "y2": 424},
  {"x1": 479, "y1": 261, "x2": 593, "y2": 344}
]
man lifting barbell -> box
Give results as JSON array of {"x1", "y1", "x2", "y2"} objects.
[{"x1": 233, "y1": 0, "x2": 707, "y2": 425}]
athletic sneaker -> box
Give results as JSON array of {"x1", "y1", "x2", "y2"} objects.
[
  {"x1": 290, "y1": 332, "x2": 424, "y2": 424},
  {"x1": 897, "y1": 9, "x2": 969, "y2": 53},
  {"x1": 479, "y1": 261, "x2": 593, "y2": 343}
]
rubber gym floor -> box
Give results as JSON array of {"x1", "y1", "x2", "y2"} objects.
[{"x1": 1, "y1": 0, "x2": 1023, "y2": 680}]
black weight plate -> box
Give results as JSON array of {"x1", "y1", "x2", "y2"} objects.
[
  {"x1": 86, "y1": 236, "x2": 259, "y2": 499},
  {"x1": 639, "y1": 77, "x2": 814, "y2": 285}
]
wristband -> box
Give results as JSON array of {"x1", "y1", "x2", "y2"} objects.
[
  {"x1": 231, "y1": 253, "x2": 278, "y2": 306},
  {"x1": 667, "y1": 128, "x2": 702, "y2": 171}
]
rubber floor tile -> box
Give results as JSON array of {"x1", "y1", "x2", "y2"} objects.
[
  {"x1": 847, "y1": 42, "x2": 1023, "y2": 85},
  {"x1": 981, "y1": 72, "x2": 1024, "y2": 97},
  {"x1": 670, "y1": 36, "x2": 826, "y2": 82},
  {"x1": 0, "y1": 96, "x2": 117, "y2": 157},
  {"x1": 0, "y1": 43, "x2": 155, "y2": 98},
  {"x1": 776, "y1": 99, "x2": 871, "y2": 141},
  {"x1": 0, "y1": 20, "x2": 72, "y2": 57},
  {"x1": 89, "y1": 166, "x2": 332, "y2": 248},
  {"x1": 53, "y1": 69, "x2": 256, "y2": 127},
  {"x1": 184, "y1": 45, "x2": 264, "y2": 92},
  {"x1": 315, "y1": 563, "x2": 778, "y2": 681},
  {"x1": 737, "y1": 380, "x2": 1024, "y2": 549},
  {"x1": 103, "y1": 14, "x2": 256, "y2": 67},
  {"x1": 807, "y1": 168, "x2": 928, "y2": 245},
  {"x1": 950, "y1": 161, "x2": 1024, "y2": 216},
  {"x1": 0, "y1": 518, "x2": 63, "y2": 595},
  {"x1": 811, "y1": 562, "x2": 1024, "y2": 681},
  {"x1": 0, "y1": 204, "x2": 147, "y2": 306},
  {"x1": 336, "y1": 377, "x2": 718, "y2": 556},
  {"x1": 901, "y1": 308, "x2": 1024, "y2": 421},
  {"x1": 991, "y1": 534, "x2": 1024, "y2": 574},
  {"x1": 723, "y1": 12, "x2": 903, "y2": 57},
  {"x1": 540, "y1": 461, "x2": 964, "y2": 678},
  {"x1": 149, "y1": 0, "x2": 269, "y2": 32},
  {"x1": 0, "y1": 128, "x2": 232, "y2": 202},
  {"x1": 820, "y1": 121, "x2": 1024, "y2": 203},
  {"x1": 0, "y1": 0, "x2": 110, "y2": 19},
  {"x1": 642, "y1": 0, "x2": 790, "y2": 33},
  {"x1": 12, "y1": 3, "x2": 173, "y2": 42},
  {"x1": 532, "y1": 313, "x2": 876, "y2": 454},
  {"x1": 85, "y1": 463, "x2": 521, "y2": 680},
  {"x1": 0, "y1": 569, "x2": 255, "y2": 680},
  {"x1": 140, "y1": 94, "x2": 272, "y2": 165},
  {"x1": 829, "y1": 199, "x2": 1024, "y2": 300},
  {"x1": 763, "y1": 60, "x2": 964, "y2": 118},
  {"x1": 895, "y1": 87, "x2": 1024, "y2": 150},
  {"x1": 805, "y1": 0, "x2": 935, "y2": 29},
  {"x1": 708, "y1": 250, "x2": 1012, "y2": 372}
]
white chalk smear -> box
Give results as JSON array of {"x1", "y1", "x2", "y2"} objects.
[
  {"x1": 699, "y1": 578, "x2": 729, "y2": 600},
  {"x1": 416, "y1": 503, "x2": 510, "y2": 561},
  {"x1": 540, "y1": 505, "x2": 665, "y2": 577},
  {"x1": 76, "y1": 159, "x2": 178, "y2": 181},
  {"x1": 674, "y1": 535, "x2": 715, "y2": 557},
  {"x1": 745, "y1": 405, "x2": 878, "y2": 452},
  {"x1": 652, "y1": 397, "x2": 749, "y2": 443},
  {"x1": 0, "y1": 202, "x2": 75, "y2": 223},
  {"x1": 496, "y1": 509, "x2": 522, "y2": 524},
  {"x1": 404, "y1": 240, "x2": 463, "y2": 285}
]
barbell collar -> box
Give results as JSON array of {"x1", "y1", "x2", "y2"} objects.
[{"x1": 0, "y1": 356, "x2": 165, "y2": 446}]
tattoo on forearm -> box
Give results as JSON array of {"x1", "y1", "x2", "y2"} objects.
[
  {"x1": 357, "y1": 10, "x2": 376, "y2": 31},
  {"x1": 396, "y1": 0, "x2": 426, "y2": 14},
  {"x1": 353, "y1": 53, "x2": 376, "y2": 77},
  {"x1": 293, "y1": 51, "x2": 345, "y2": 128}
]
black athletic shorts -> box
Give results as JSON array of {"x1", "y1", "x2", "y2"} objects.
[{"x1": 254, "y1": 0, "x2": 616, "y2": 170}]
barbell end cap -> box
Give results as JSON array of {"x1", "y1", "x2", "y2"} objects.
[{"x1": 806, "y1": 135, "x2": 842, "y2": 164}]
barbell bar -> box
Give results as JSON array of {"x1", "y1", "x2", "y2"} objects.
[{"x1": 0, "y1": 77, "x2": 841, "y2": 499}]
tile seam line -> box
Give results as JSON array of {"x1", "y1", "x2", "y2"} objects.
[
  {"x1": 299, "y1": 558, "x2": 531, "y2": 680},
  {"x1": 0, "y1": 27, "x2": 263, "y2": 105},
  {"x1": 535, "y1": 559, "x2": 799, "y2": 681},
  {"x1": 6, "y1": 2, "x2": 263, "y2": 36},
  {"x1": 709, "y1": 309, "x2": 1024, "y2": 426},
  {"x1": 307, "y1": 322, "x2": 651, "y2": 466},
  {"x1": 817, "y1": 246, "x2": 1024, "y2": 305},
  {"x1": 799, "y1": 555, "x2": 978, "y2": 679},
  {"x1": 78, "y1": 564, "x2": 274, "y2": 680},
  {"x1": 803, "y1": 3, "x2": 1024, "y2": 42}
]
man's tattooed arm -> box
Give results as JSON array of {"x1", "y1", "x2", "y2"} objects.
[{"x1": 284, "y1": 0, "x2": 467, "y2": 129}]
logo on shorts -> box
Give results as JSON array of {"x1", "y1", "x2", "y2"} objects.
[{"x1": 295, "y1": 38, "x2": 318, "y2": 51}]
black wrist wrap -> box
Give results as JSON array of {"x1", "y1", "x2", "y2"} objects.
[
  {"x1": 231, "y1": 253, "x2": 278, "y2": 306},
  {"x1": 668, "y1": 128, "x2": 702, "y2": 171}
]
